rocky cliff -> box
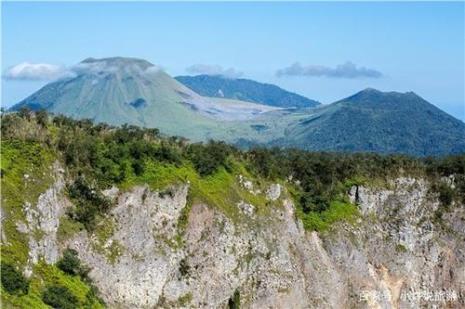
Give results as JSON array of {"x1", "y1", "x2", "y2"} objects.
[{"x1": 4, "y1": 162, "x2": 464, "y2": 308}]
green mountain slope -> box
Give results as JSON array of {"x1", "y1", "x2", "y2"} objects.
[
  {"x1": 175, "y1": 74, "x2": 320, "y2": 108},
  {"x1": 10, "y1": 58, "x2": 257, "y2": 141},
  {"x1": 273, "y1": 88, "x2": 465, "y2": 156},
  {"x1": 10, "y1": 57, "x2": 465, "y2": 156}
]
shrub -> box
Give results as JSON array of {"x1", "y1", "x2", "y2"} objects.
[
  {"x1": 42, "y1": 285, "x2": 79, "y2": 309},
  {"x1": 57, "y1": 248, "x2": 86, "y2": 277},
  {"x1": 1, "y1": 263, "x2": 29, "y2": 295}
]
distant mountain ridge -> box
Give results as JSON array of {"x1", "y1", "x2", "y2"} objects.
[
  {"x1": 175, "y1": 74, "x2": 320, "y2": 108},
  {"x1": 272, "y1": 88, "x2": 465, "y2": 156},
  {"x1": 10, "y1": 57, "x2": 465, "y2": 156}
]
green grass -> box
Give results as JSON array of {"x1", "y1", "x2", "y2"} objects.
[
  {"x1": 57, "y1": 217, "x2": 84, "y2": 243},
  {"x1": 1, "y1": 140, "x2": 105, "y2": 308},
  {"x1": 1, "y1": 140, "x2": 54, "y2": 267},
  {"x1": 122, "y1": 158, "x2": 272, "y2": 223},
  {"x1": 297, "y1": 200, "x2": 359, "y2": 232},
  {"x1": 2, "y1": 261, "x2": 105, "y2": 309}
]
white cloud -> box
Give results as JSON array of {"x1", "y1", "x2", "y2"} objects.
[
  {"x1": 3, "y1": 62, "x2": 74, "y2": 81},
  {"x1": 144, "y1": 65, "x2": 162, "y2": 76},
  {"x1": 2, "y1": 59, "x2": 164, "y2": 82},
  {"x1": 276, "y1": 61, "x2": 383, "y2": 79},
  {"x1": 186, "y1": 64, "x2": 243, "y2": 79}
]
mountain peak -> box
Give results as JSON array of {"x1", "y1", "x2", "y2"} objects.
[
  {"x1": 344, "y1": 88, "x2": 425, "y2": 105},
  {"x1": 359, "y1": 87, "x2": 381, "y2": 93}
]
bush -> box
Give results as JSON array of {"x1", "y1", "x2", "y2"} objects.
[
  {"x1": 1, "y1": 263, "x2": 29, "y2": 295},
  {"x1": 42, "y1": 285, "x2": 79, "y2": 309},
  {"x1": 57, "y1": 248, "x2": 86, "y2": 277}
]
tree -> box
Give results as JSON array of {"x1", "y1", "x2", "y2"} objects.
[{"x1": 187, "y1": 141, "x2": 232, "y2": 176}]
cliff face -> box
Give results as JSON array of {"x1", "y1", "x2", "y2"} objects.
[{"x1": 7, "y1": 164, "x2": 464, "y2": 309}]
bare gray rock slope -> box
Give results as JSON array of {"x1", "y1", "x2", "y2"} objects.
[{"x1": 10, "y1": 169, "x2": 465, "y2": 308}]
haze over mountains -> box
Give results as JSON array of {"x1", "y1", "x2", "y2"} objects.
[{"x1": 11, "y1": 57, "x2": 465, "y2": 156}]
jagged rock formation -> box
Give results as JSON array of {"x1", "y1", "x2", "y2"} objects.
[
  {"x1": 15, "y1": 162, "x2": 68, "y2": 277},
  {"x1": 11, "y1": 166, "x2": 464, "y2": 308}
]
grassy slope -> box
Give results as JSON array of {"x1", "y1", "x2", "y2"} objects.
[{"x1": 1, "y1": 141, "x2": 103, "y2": 308}]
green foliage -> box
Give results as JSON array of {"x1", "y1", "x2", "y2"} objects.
[
  {"x1": 1, "y1": 111, "x2": 464, "y2": 238},
  {"x1": 300, "y1": 191, "x2": 330, "y2": 213},
  {"x1": 246, "y1": 148, "x2": 282, "y2": 179},
  {"x1": 298, "y1": 200, "x2": 359, "y2": 232},
  {"x1": 285, "y1": 89, "x2": 465, "y2": 156},
  {"x1": 0, "y1": 139, "x2": 54, "y2": 267},
  {"x1": 42, "y1": 285, "x2": 79, "y2": 309},
  {"x1": 57, "y1": 248, "x2": 89, "y2": 278},
  {"x1": 67, "y1": 177, "x2": 112, "y2": 231},
  {"x1": 1, "y1": 263, "x2": 29, "y2": 295},
  {"x1": 187, "y1": 140, "x2": 233, "y2": 176},
  {"x1": 32, "y1": 261, "x2": 105, "y2": 309}
]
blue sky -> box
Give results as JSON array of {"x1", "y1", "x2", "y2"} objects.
[{"x1": 2, "y1": 1, "x2": 464, "y2": 120}]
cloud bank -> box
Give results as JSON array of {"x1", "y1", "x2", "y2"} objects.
[
  {"x1": 186, "y1": 64, "x2": 243, "y2": 79},
  {"x1": 3, "y1": 60, "x2": 163, "y2": 81},
  {"x1": 276, "y1": 61, "x2": 383, "y2": 79},
  {"x1": 3, "y1": 62, "x2": 74, "y2": 81}
]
